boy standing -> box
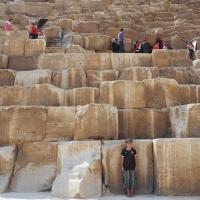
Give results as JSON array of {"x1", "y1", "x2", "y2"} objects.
[{"x1": 121, "y1": 138, "x2": 138, "y2": 197}]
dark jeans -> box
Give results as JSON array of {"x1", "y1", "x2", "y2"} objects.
[
  {"x1": 29, "y1": 33, "x2": 38, "y2": 39},
  {"x1": 189, "y1": 50, "x2": 194, "y2": 60},
  {"x1": 119, "y1": 41, "x2": 124, "y2": 53}
]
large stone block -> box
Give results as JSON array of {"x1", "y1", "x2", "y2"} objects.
[
  {"x1": 57, "y1": 18, "x2": 75, "y2": 31},
  {"x1": 144, "y1": 78, "x2": 181, "y2": 108},
  {"x1": 24, "y1": 39, "x2": 46, "y2": 56},
  {"x1": 0, "y1": 145, "x2": 16, "y2": 193},
  {"x1": 0, "y1": 54, "x2": 8, "y2": 69},
  {"x1": 153, "y1": 138, "x2": 200, "y2": 195},
  {"x1": 74, "y1": 104, "x2": 118, "y2": 140},
  {"x1": 102, "y1": 140, "x2": 153, "y2": 194},
  {"x1": 119, "y1": 67, "x2": 159, "y2": 81},
  {"x1": 0, "y1": 69, "x2": 16, "y2": 86},
  {"x1": 76, "y1": 21, "x2": 99, "y2": 33},
  {"x1": 51, "y1": 141, "x2": 102, "y2": 198},
  {"x1": 87, "y1": 70, "x2": 119, "y2": 88},
  {"x1": 118, "y1": 108, "x2": 169, "y2": 139},
  {"x1": 169, "y1": 104, "x2": 200, "y2": 138},
  {"x1": 42, "y1": 26, "x2": 62, "y2": 39},
  {"x1": 10, "y1": 142, "x2": 57, "y2": 192},
  {"x1": 15, "y1": 69, "x2": 52, "y2": 86},
  {"x1": 51, "y1": 68, "x2": 86, "y2": 89},
  {"x1": 99, "y1": 20, "x2": 117, "y2": 31},
  {"x1": 0, "y1": 84, "x2": 65, "y2": 106},
  {"x1": 100, "y1": 80, "x2": 146, "y2": 109}
]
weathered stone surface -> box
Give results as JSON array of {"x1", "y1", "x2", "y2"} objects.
[
  {"x1": 153, "y1": 138, "x2": 200, "y2": 195},
  {"x1": 159, "y1": 67, "x2": 189, "y2": 84},
  {"x1": 99, "y1": 20, "x2": 117, "y2": 31},
  {"x1": 57, "y1": 18, "x2": 75, "y2": 31},
  {"x1": 74, "y1": 104, "x2": 118, "y2": 140},
  {"x1": 102, "y1": 140, "x2": 153, "y2": 194},
  {"x1": 119, "y1": 67, "x2": 159, "y2": 81},
  {"x1": 87, "y1": 70, "x2": 119, "y2": 88},
  {"x1": 45, "y1": 47, "x2": 65, "y2": 54},
  {"x1": 52, "y1": 68, "x2": 86, "y2": 89},
  {"x1": 100, "y1": 80, "x2": 146, "y2": 109},
  {"x1": 14, "y1": 70, "x2": 52, "y2": 86},
  {"x1": 76, "y1": 21, "x2": 99, "y2": 33},
  {"x1": 0, "y1": 69, "x2": 16, "y2": 86},
  {"x1": 0, "y1": 145, "x2": 16, "y2": 193},
  {"x1": 0, "y1": 84, "x2": 65, "y2": 106},
  {"x1": 51, "y1": 141, "x2": 102, "y2": 198},
  {"x1": 144, "y1": 78, "x2": 180, "y2": 108},
  {"x1": 65, "y1": 87, "x2": 99, "y2": 106},
  {"x1": 24, "y1": 39, "x2": 46, "y2": 56},
  {"x1": 0, "y1": 54, "x2": 8, "y2": 69},
  {"x1": 10, "y1": 142, "x2": 57, "y2": 192},
  {"x1": 65, "y1": 44, "x2": 91, "y2": 53},
  {"x1": 118, "y1": 108, "x2": 169, "y2": 139},
  {"x1": 42, "y1": 26, "x2": 62, "y2": 39}
]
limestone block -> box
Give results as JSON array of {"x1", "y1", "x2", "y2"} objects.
[
  {"x1": 57, "y1": 18, "x2": 75, "y2": 31},
  {"x1": 186, "y1": 67, "x2": 200, "y2": 84},
  {"x1": 0, "y1": 54, "x2": 8, "y2": 69},
  {"x1": 74, "y1": 104, "x2": 118, "y2": 140},
  {"x1": 65, "y1": 87, "x2": 99, "y2": 106},
  {"x1": 42, "y1": 26, "x2": 62, "y2": 39},
  {"x1": 159, "y1": 67, "x2": 189, "y2": 84},
  {"x1": 76, "y1": 21, "x2": 99, "y2": 33},
  {"x1": 45, "y1": 106, "x2": 75, "y2": 142},
  {"x1": 119, "y1": 67, "x2": 158, "y2": 81},
  {"x1": 100, "y1": 80, "x2": 146, "y2": 109},
  {"x1": 8, "y1": 56, "x2": 38, "y2": 71},
  {"x1": 83, "y1": 35, "x2": 111, "y2": 51},
  {"x1": 99, "y1": 20, "x2": 117, "y2": 31},
  {"x1": 173, "y1": 58, "x2": 193, "y2": 67},
  {"x1": 152, "y1": 50, "x2": 170, "y2": 68},
  {"x1": 118, "y1": 108, "x2": 169, "y2": 139},
  {"x1": 10, "y1": 142, "x2": 57, "y2": 192},
  {"x1": 51, "y1": 68, "x2": 86, "y2": 89},
  {"x1": 117, "y1": 21, "x2": 132, "y2": 29},
  {"x1": 65, "y1": 44, "x2": 90, "y2": 53},
  {"x1": 0, "y1": 69, "x2": 16, "y2": 86},
  {"x1": 144, "y1": 78, "x2": 180, "y2": 108},
  {"x1": 0, "y1": 145, "x2": 16, "y2": 193},
  {"x1": 123, "y1": 38, "x2": 132, "y2": 52},
  {"x1": 51, "y1": 141, "x2": 102, "y2": 198},
  {"x1": 45, "y1": 47, "x2": 65, "y2": 53},
  {"x1": 0, "y1": 84, "x2": 65, "y2": 106},
  {"x1": 62, "y1": 33, "x2": 83, "y2": 48},
  {"x1": 87, "y1": 70, "x2": 119, "y2": 88},
  {"x1": 102, "y1": 140, "x2": 153, "y2": 194},
  {"x1": 3, "y1": 39, "x2": 25, "y2": 56},
  {"x1": 24, "y1": 39, "x2": 46, "y2": 56},
  {"x1": 193, "y1": 59, "x2": 200, "y2": 68},
  {"x1": 153, "y1": 138, "x2": 200, "y2": 195},
  {"x1": 169, "y1": 104, "x2": 200, "y2": 138}
]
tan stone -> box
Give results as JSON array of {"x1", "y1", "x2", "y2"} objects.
[
  {"x1": 99, "y1": 20, "x2": 117, "y2": 31},
  {"x1": 0, "y1": 145, "x2": 16, "y2": 193},
  {"x1": 57, "y1": 18, "x2": 75, "y2": 31},
  {"x1": 24, "y1": 39, "x2": 46, "y2": 56},
  {"x1": 76, "y1": 21, "x2": 99, "y2": 33},
  {"x1": 65, "y1": 87, "x2": 99, "y2": 106},
  {"x1": 123, "y1": 38, "x2": 132, "y2": 52},
  {"x1": 100, "y1": 80, "x2": 146, "y2": 109},
  {"x1": 45, "y1": 47, "x2": 65, "y2": 54},
  {"x1": 144, "y1": 78, "x2": 181, "y2": 108},
  {"x1": 153, "y1": 138, "x2": 200, "y2": 195},
  {"x1": 0, "y1": 84, "x2": 65, "y2": 106},
  {"x1": 65, "y1": 44, "x2": 91, "y2": 53},
  {"x1": 102, "y1": 140, "x2": 153, "y2": 194},
  {"x1": 51, "y1": 68, "x2": 86, "y2": 89},
  {"x1": 0, "y1": 69, "x2": 16, "y2": 86},
  {"x1": 86, "y1": 70, "x2": 119, "y2": 88},
  {"x1": 119, "y1": 67, "x2": 158, "y2": 81},
  {"x1": 42, "y1": 26, "x2": 62, "y2": 39},
  {"x1": 0, "y1": 54, "x2": 8, "y2": 69},
  {"x1": 74, "y1": 104, "x2": 118, "y2": 140},
  {"x1": 10, "y1": 142, "x2": 57, "y2": 192},
  {"x1": 51, "y1": 141, "x2": 102, "y2": 198}
]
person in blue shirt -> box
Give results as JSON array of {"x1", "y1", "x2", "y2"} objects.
[{"x1": 118, "y1": 28, "x2": 124, "y2": 53}]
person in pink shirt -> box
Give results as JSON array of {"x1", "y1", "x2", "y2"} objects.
[{"x1": 4, "y1": 19, "x2": 14, "y2": 31}]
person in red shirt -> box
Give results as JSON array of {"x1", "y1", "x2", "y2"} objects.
[
  {"x1": 29, "y1": 23, "x2": 38, "y2": 39},
  {"x1": 153, "y1": 42, "x2": 159, "y2": 50},
  {"x1": 5, "y1": 19, "x2": 14, "y2": 31}
]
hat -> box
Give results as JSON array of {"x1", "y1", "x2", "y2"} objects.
[
  {"x1": 163, "y1": 43, "x2": 167, "y2": 46},
  {"x1": 125, "y1": 138, "x2": 133, "y2": 143}
]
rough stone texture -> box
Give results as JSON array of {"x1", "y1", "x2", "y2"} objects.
[
  {"x1": 153, "y1": 138, "x2": 200, "y2": 195},
  {"x1": 57, "y1": 18, "x2": 75, "y2": 31},
  {"x1": 119, "y1": 67, "x2": 159, "y2": 81},
  {"x1": 100, "y1": 80, "x2": 146, "y2": 109},
  {"x1": 51, "y1": 68, "x2": 86, "y2": 89},
  {"x1": 45, "y1": 107, "x2": 75, "y2": 142},
  {"x1": 144, "y1": 78, "x2": 181, "y2": 109},
  {"x1": 0, "y1": 54, "x2": 8, "y2": 69},
  {"x1": 118, "y1": 108, "x2": 169, "y2": 139},
  {"x1": 14, "y1": 70, "x2": 52, "y2": 86},
  {"x1": 0, "y1": 145, "x2": 16, "y2": 193},
  {"x1": 76, "y1": 21, "x2": 99, "y2": 33},
  {"x1": 169, "y1": 104, "x2": 200, "y2": 138},
  {"x1": 65, "y1": 87, "x2": 99, "y2": 106},
  {"x1": 65, "y1": 44, "x2": 91, "y2": 53},
  {"x1": 0, "y1": 69, "x2": 16, "y2": 86},
  {"x1": 42, "y1": 26, "x2": 62, "y2": 39},
  {"x1": 74, "y1": 104, "x2": 118, "y2": 140},
  {"x1": 86, "y1": 70, "x2": 119, "y2": 88},
  {"x1": 24, "y1": 39, "x2": 46, "y2": 56},
  {"x1": 10, "y1": 142, "x2": 57, "y2": 192},
  {"x1": 102, "y1": 140, "x2": 153, "y2": 194},
  {"x1": 51, "y1": 141, "x2": 102, "y2": 198},
  {"x1": 0, "y1": 84, "x2": 65, "y2": 106}
]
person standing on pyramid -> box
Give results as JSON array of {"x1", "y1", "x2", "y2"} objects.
[
  {"x1": 121, "y1": 138, "x2": 138, "y2": 197},
  {"x1": 118, "y1": 28, "x2": 125, "y2": 53}
]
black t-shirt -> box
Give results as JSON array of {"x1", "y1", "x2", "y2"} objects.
[
  {"x1": 121, "y1": 148, "x2": 137, "y2": 170},
  {"x1": 112, "y1": 42, "x2": 119, "y2": 52}
]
